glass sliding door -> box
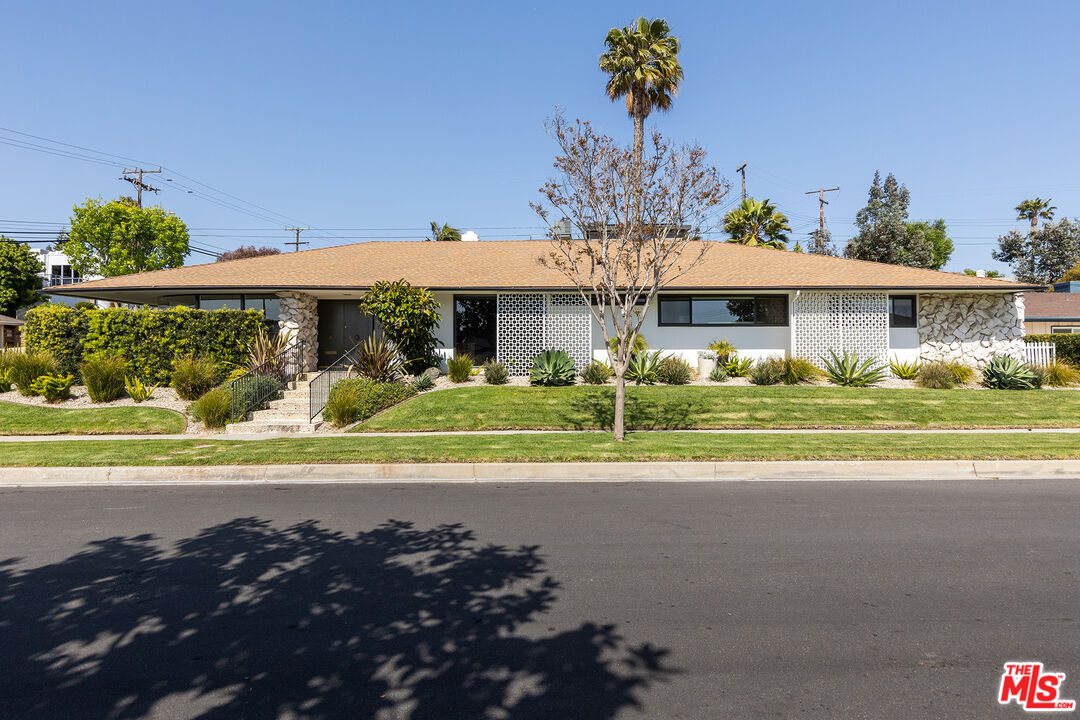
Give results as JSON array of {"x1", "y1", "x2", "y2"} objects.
[{"x1": 453, "y1": 295, "x2": 497, "y2": 363}]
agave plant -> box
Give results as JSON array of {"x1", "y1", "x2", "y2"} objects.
[
  {"x1": 246, "y1": 325, "x2": 295, "y2": 370},
  {"x1": 528, "y1": 349, "x2": 576, "y2": 386},
  {"x1": 821, "y1": 350, "x2": 886, "y2": 387},
  {"x1": 722, "y1": 355, "x2": 754, "y2": 377},
  {"x1": 981, "y1": 355, "x2": 1037, "y2": 390},
  {"x1": 350, "y1": 334, "x2": 406, "y2": 382},
  {"x1": 625, "y1": 350, "x2": 663, "y2": 385},
  {"x1": 888, "y1": 357, "x2": 921, "y2": 380}
]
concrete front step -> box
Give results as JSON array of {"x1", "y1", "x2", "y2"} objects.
[
  {"x1": 268, "y1": 398, "x2": 310, "y2": 412},
  {"x1": 225, "y1": 419, "x2": 321, "y2": 434}
]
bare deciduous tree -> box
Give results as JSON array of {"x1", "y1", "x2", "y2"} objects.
[{"x1": 532, "y1": 115, "x2": 728, "y2": 440}]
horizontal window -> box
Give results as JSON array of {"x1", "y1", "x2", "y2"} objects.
[
  {"x1": 1051, "y1": 326, "x2": 1080, "y2": 334},
  {"x1": 889, "y1": 295, "x2": 917, "y2": 328},
  {"x1": 198, "y1": 295, "x2": 243, "y2": 311},
  {"x1": 657, "y1": 295, "x2": 788, "y2": 326}
]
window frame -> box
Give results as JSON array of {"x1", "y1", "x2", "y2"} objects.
[
  {"x1": 656, "y1": 294, "x2": 789, "y2": 327},
  {"x1": 888, "y1": 295, "x2": 918, "y2": 328},
  {"x1": 1050, "y1": 326, "x2": 1080, "y2": 334}
]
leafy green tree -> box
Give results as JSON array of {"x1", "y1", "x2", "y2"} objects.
[
  {"x1": 359, "y1": 279, "x2": 442, "y2": 373},
  {"x1": 428, "y1": 221, "x2": 462, "y2": 242},
  {"x1": 1059, "y1": 260, "x2": 1080, "y2": 282},
  {"x1": 723, "y1": 198, "x2": 791, "y2": 249},
  {"x1": 599, "y1": 17, "x2": 683, "y2": 218},
  {"x1": 1009, "y1": 198, "x2": 1057, "y2": 280},
  {"x1": 993, "y1": 218, "x2": 1080, "y2": 284},
  {"x1": 963, "y1": 268, "x2": 1004, "y2": 278},
  {"x1": 0, "y1": 238, "x2": 44, "y2": 314},
  {"x1": 905, "y1": 219, "x2": 953, "y2": 270},
  {"x1": 60, "y1": 197, "x2": 189, "y2": 277},
  {"x1": 844, "y1": 171, "x2": 934, "y2": 268},
  {"x1": 808, "y1": 228, "x2": 838, "y2": 256}
]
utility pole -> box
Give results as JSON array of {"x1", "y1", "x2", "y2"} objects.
[
  {"x1": 120, "y1": 167, "x2": 162, "y2": 207},
  {"x1": 285, "y1": 226, "x2": 309, "y2": 252},
  {"x1": 805, "y1": 187, "x2": 840, "y2": 253},
  {"x1": 735, "y1": 163, "x2": 747, "y2": 201}
]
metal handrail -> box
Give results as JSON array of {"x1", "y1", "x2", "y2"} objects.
[
  {"x1": 229, "y1": 340, "x2": 307, "y2": 421},
  {"x1": 308, "y1": 341, "x2": 364, "y2": 422}
]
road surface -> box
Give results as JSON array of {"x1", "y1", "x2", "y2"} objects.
[{"x1": 0, "y1": 478, "x2": 1076, "y2": 719}]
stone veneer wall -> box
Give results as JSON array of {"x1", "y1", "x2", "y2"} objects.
[
  {"x1": 277, "y1": 292, "x2": 318, "y2": 371},
  {"x1": 917, "y1": 293, "x2": 1025, "y2": 368}
]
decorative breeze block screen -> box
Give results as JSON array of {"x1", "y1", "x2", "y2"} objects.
[
  {"x1": 497, "y1": 293, "x2": 592, "y2": 375},
  {"x1": 792, "y1": 291, "x2": 889, "y2": 364}
]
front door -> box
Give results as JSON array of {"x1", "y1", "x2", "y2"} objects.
[{"x1": 317, "y1": 300, "x2": 378, "y2": 367}]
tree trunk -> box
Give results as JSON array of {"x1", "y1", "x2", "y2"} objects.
[
  {"x1": 632, "y1": 92, "x2": 645, "y2": 225},
  {"x1": 613, "y1": 371, "x2": 626, "y2": 441}
]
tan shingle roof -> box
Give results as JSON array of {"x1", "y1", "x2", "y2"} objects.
[
  {"x1": 50, "y1": 240, "x2": 1035, "y2": 299},
  {"x1": 1025, "y1": 292, "x2": 1080, "y2": 319}
]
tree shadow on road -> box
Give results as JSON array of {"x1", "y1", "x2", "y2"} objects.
[{"x1": 0, "y1": 518, "x2": 672, "y2": 719}]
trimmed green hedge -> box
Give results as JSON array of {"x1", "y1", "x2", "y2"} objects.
[
  {"x1": 25, "y1": 303, "x2": 265, "y2": 384},
  {"x1": 1025, "y1": 334, "x2": 1080, "y2": 367}
]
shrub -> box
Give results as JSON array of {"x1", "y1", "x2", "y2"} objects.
[
  {"x1": 750, "y1": 357, "x2": 784, "y2": 385},
  {"x1": 0, "y1": 369, "x2": 10, "y2": 393},
  {"x1": 1045, "y1": 359, "x2": 1080, "y2": 387},
  {"x1": 658, "y1": 356, "x2": 695, "y2": 385},
  {"x1": 723, "y1": 355, "x2": 754, "y2": 377},
  {"x1": 949, "y1": 361, "x2": 975, "y2": 385},
  {"x1": 190, "y1": 387, "x2": 232, "y2": 429},
  {"x1": 625, "y1": 351, "x2": 662, "y2": 385},
  {"x1": 708, "y1": 363, "x2": 729, "y2": 382},
  {"x1": 580, "y1": 360, "x2": 614, "y2": 385},
  {"x1": 482, "y1": 360, "x2": 509, "y2": 385},
  {"x1": 0, "y1": 348, "x2": 19, "y2": 376},
  {"x1": 125, "y1": 375, "x2": 159, "y2": 403},
  {"x1": 447, "y1": 353, "x2": 474, "y2": 383},
  {"x1": 231, "y1": 374, "x2": 284, "y2": 415},
  {"x1": 529, "y1": 349, "x2": 576, "y2": 386},
  {"x1": 80, "y1": 354, "x2": 128, "y2": 403},
  {"x1": 9, "y1": 350, "x2": 58, "y2": 396},
  {"x1": 324, "y1": 377, "x2": 417, "y2": 428},
  {"x1": 707, "y1": 339, "x2": 737, "y2": 362},
  {"x1": 916, "y1": 361, "x2": 957, "y2": 389},
  {"x1": 889, "y1": 357, "x2": 921, "y2": 380},
  {"x1": 25, "y1": 304, "x2": 263, "y2": 385},
  {"x1": 409, "y1": 373, "x2": 435, "y2": 391},
  {"x1": 608, "y1": 334, "x2": 648, "y2": 356},
  {"x1": 359, "y1": 279, "x2": 442, "y2": 373},
  {"x1": 1031, "y1": 365, "x2": 1048, "y2": 389},
  {"x1": 981, "y1": 355, "x2": 1038, "y2": 390},
  {"x1": 1026, "y1": 334, "x2": 1080, "y2": 368},
  {"x1": 352, "y1": 334, "x2": 406, "y2": 382},
  {"x1": 782, "y1": 357, "x2": 819, "y2": 385},
  {"x1": 821, "y1": 350, "x2": 886, "y2": 387},
  {"x1": 170, "y1": 355, "x2": 220, "y2": 400},
  {"x1": 30, "y1": 373, "x2": 74, "y2": 403}
]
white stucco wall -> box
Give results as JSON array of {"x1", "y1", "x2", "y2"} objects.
[
  {"x1": 430, "y1": 291, "x2": 458, "y2": 364},
  {"x1": 888, "y1": 327, "x2": 920, "y2": 364}
]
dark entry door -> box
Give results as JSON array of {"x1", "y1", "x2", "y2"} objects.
[
  {"x1": 317, "y1": 300, "x2": 378, "y2": 367},
  {"x1": 454, "y1": 295, "x2": 497, "y2": 363}
]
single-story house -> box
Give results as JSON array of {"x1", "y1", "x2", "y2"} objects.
[
  {"x1": 0, "y1": 314, "x2": 24, "y2": 348},
  {"x1": 1024, "y1": 282, "x2": 1080, "y2": 335},
  {"x1": 48, "y1": 240, "x2": 1037, "y2": 373}
]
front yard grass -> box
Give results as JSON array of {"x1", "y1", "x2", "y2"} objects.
[
  {"x1": 354, "y1": 385, "x2": 1080, "y2": 432},
  {"x1": 0, "y1": 401, "x2": 186, "y2": 435},
  {"x1": 1, "y1": 432, "x2": 1079, "y2": 466}
]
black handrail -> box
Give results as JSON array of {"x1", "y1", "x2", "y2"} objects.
[
  {"x1": 308, "y1": 342, "x2": 364, "y2": 422},
  {"x1": 229, "y1": 340, "x2": 307, "y2": 421}
]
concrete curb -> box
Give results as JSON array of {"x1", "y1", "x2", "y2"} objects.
[{"x1": 4, "y1": 460, "x2": 1080, "y2": 487}]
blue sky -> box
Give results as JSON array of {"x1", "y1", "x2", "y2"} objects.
[{"x1": 2, "y1": 0, "x2": 1079, "y2": 272}]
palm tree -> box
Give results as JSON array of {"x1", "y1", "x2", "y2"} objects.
[
  {"x1": 1015, "y1": 198, "x2": 1056, "y2": 279},
  {"x1": 599, "y1": 17, "x2": 683, "y2": 218},
  {"x1": 428, "y1": 221, "x2": 462, "y2": 242},
  {"x1": 723, "y1": 198, "x2": 791, "y2": 250}
]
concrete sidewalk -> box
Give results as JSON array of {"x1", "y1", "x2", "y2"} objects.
[{"x1": 3, "y1": 459, "x2": 1080, "y2": 486}]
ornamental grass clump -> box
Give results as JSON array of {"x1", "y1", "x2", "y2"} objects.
[
  {"x1": 447, "y1": 353, "x2": 474, "y2": 383},
  {"x1": 821, "y1": 350, "x2": 886, "y2": 387},
  {"x1": 9, "y1": 350, "x2": 58, "y2": 396},
  {"x1": 529, "y1": 349, "x2": 576, "y2": 386},
  {"x1": 981, "y1": 355, "x2": 1038, "y2": 390},
  {"x1": 190, "y1": 387, "x2": 232, "y2": 429},
  {"x1": 324, "y1": 377, "x2": 417, "y2": 428},
  {"x1": 482, "y1": 360, "x2": 509, "y2": 385},
  {"x1": 749, "y1": 357, "x2": 784, "y2": 386},
  {"x1": 781, "y1": 357, "x2": 819, "y2": 385},
  {"x1": 916, "y1": 361, "x2": 957, "y2": 389},
  {"x1": 708, "y1": 363, "x2": 729, "y2": 382},
  {"x1": 949, "y1": 361, "x2": 975, "y2": 385},
  {"x1": 352, "y1": 334, "x2": 406, "y2": 383},
  {"x1": 170, "y1": 355, "x2": 220, "y2": 401},
  {"x1": 30, "y1": 373, "x2": 73, "y2": 403},
  {"x1": 1045, "y1": 359, "x2": 1080, "y2": 387},
  {"x1": 80, "y1": 353, "x2": 128, "y2": 403},
  {"x1": 657, "y1": 356, "x2": 694, "y2": 385},
  {"x1": 0, "y1": 369, "x2": 10, "y2": 393},
  {"x1": 580, "y1": 360, "x2": 614, "y2": 385},
  {"x1": 888, "y1": 357, "x2": 921, "y2": 380}
]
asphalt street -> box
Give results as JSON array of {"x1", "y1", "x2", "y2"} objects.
[{"x1": 0, "y1": 478, "x2": 1076, "y2": 719}]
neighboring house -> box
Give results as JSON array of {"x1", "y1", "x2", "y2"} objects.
[
  {"x1": 34, "y1": 248, "x2": 109, "y2": 309},
  {"x1": 47, "y1": 240, "x2": 1037, "y2": 373},
  {"x1": 1023, "y1": 282, "x2": 1080, "y2": 335},
  {"x1": 0, "y1": 314, "x2": 24, "y2": 348}
]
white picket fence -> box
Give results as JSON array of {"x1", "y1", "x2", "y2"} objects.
[{"x1": 1023, "y1": 341, "x2": 1056, "y2": 367}]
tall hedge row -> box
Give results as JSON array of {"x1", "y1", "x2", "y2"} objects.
[
  {"x1": 24, "y1": 304, "x2": 265, "y2": 383},
  {"x1": 1025, "y1": 334, "x2": 1080, "y2": 367}
]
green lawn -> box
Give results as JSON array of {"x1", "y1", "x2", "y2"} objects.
[
  {"x1": 354, "y1": 385, "x2": 1080, "y2": 432},
  {"x1": 0, "y1": 432, "x2": 1078, "y2": 466},
  {"x1": 0, "y1": 401, "x2": 186, "y2": 435}
]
